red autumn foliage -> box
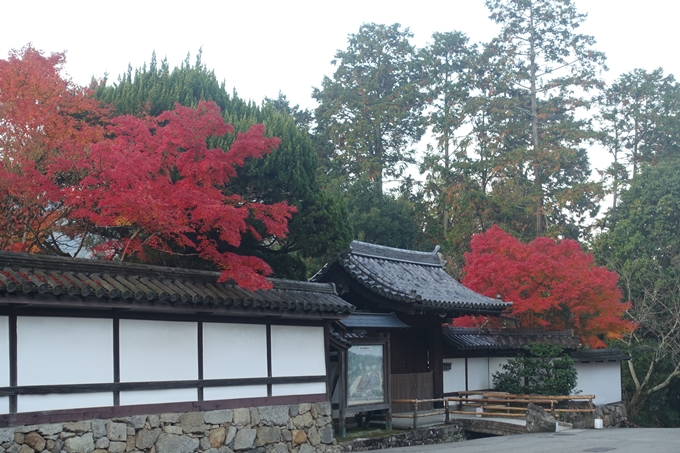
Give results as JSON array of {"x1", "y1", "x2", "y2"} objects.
[
  {"x1": 0, "y1": 45, "x2": 107, "y2": 253},
  {"x1": 69, "y1": 101, "x2": 296, "y2": 289},
  {"x1": 458, "y1": 225, "x2": 635, "y2": 348},
  {"x1": 0, "y1": 45, "x2": 296, "y2": 289}
]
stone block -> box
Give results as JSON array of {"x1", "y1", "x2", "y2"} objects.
[
  {"x1": 293, "y1": 412, "x2": 314, "y2": 429},
  {"x1": 291, "y1": 430, "x2": 307, "y2": 447},
  {"x1": 39, "y1": 424, "x2": 63, "y2": 437},
  {"x1": 180, "y1": 412, "x2": 206, "y2": 434},
  {"x1": 64, "y1": 433, "x2": 95, "y2": 453},
  {"x1": 201, "y1": 437, "x2": 212, "y2": 450},
  {"x1": 258, "y1": 406, "x2": 289, "y2": 427},
  {"x1": 225, "y1": 425, "x2": 237, "y2": 447},
  {"x1": 314, "y1": 403, "x2": 331, "y2": 418},
  {"x1": 315, "y1": 416, "x2": 331, "y2": 428},
  {"x1": 255, "y1": 426, "x2": 281, "y2": 446},
  {"x1": 0, "y1": 427, "x2": 14, "y2": 443},
  {"x1": 95, "y1": 437, "x2": 109, "y2": 449},
  {"x1": 18, "y1": 445, "x2": 34, "y2": 453},
  {"x1": 147, "y1": 414, "x2": 161, "y2": 428},
  {"x1": 155, "y1": 433, "x2": 199, "y2": 453},
  {"x1": 267, "y1": 443, "x2": 288, "y2": 453},
  {"x1": 307, "y1": 426, "x2": 320, "y2": 446},
  {"x1": 125, "y1": 434, "x2": 135, "y2": 452},
  {"x1": 14, "y1": 432, "x2": 24, "y2": 444},
  {"x1": 320, "y1": 425, "x2": 333, "y2": 444},
  {"x1": 526, "y1": 403, "x2": 557, "y2": 433},
  {"x1": 125, "y1": 415, "x2": 147, "y2": 429},
  {"x1": 64, "y1": 422, "x2": 91, "y2": 434},
  {"x1": 288, "y1": 405, "x2": 299, "y2": 418},
  {"x1": 281, "y1": 430, "x2": 292, "y2": 442},
  {"x1": 249, "y1": 408, "x2": 260, "y2": 426},
  {"x1": 91, "y1": 420, "x2": 107, "y2": 439},
  {"x1": 233, "y1": 409, "x2": 250, "y2": 427},
  {"x1": 6, "y1": 444, "x2": 21, "y2": 453},
  {"x1": 299, "y1": 443, "x2": 316, "y2": 453},
  {"x1": 204, "y1": 410, "x2": 233, "y2": 425},
  {"x1": 298, "y1": 404, "x2": 311, "y2": 415},
  {"x1": 162, "y1": 426, "x2": 182, "y2": 435},
  {"x1": 160, "y1": 413, "x2": 181, "y2": 424},
  {"x1": 233, "y1": 429, "x2": 256, "y2": 450},
  {"x1": 24, "y1": 432, "x2": 45, "y2": 451},
  {"x1": 209, "y1": 427, "x2": 226, "y2": 448},
  {"x1": 135, "y1": 428, "x2": 161, "y2": 450},
  {"x1": 108, "y1": 441, "x2": 126, "y2": 453},
  {"x1": 107, "y1": 422, "x2": 127, "y2": 442}
]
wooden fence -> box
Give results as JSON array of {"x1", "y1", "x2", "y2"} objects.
[{"x1": 391, "y1": 391, "x2": 596, "y2": 429}]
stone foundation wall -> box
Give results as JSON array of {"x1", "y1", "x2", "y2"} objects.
[
  {"x1": 340, "y1": 425, "x2": 465, "y2": 452},
  {"x1": 561, "y1": 402, "x2": 628, "y2": 429},
  {"x1": 0, "y1": 402, "x2": 339, "y2": 453}
]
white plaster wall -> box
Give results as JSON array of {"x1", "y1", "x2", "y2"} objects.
[
  {"x1": 443, "y1": 358, "x2": 466, "y2": 393},
  {"x1": 203, "y1": 323, "x2": 267, "y2": 379},
  {"x1": 120, "y1": 389, "x2": 197, "y2": 406},
  {"x1": 204, "y1": 385, "x2": 267, "y2": 401},
  {"x1": 119, "y1": 319, "x2": 197, "y2": 382},
  {"x1": 17, "y1": 317, "x2": 113, "y2": 385},
  {"x1": 272, "y1": 382, "x2": 327, "y2": 397},
  {"x1": 0, "y1": 317, "x2": 9, "y2": 387},
  {"x1": 488, "y1": 357, "x2": 511, "y2": 389},
  {"x1": 575, "y1": 361, "x2": 623, "y2": 405},
  {"x1": 0, "y1": 397, "x2": 8, "y2": 414},
  {"x1": 271, "y1": 325, "x2": 325, "y2": 377},
  {"x1": 19, "y1": 393, "x2": 112, "y2": 413},
  {"x1": 467, "y1": 357, "x2": 490, "y2": 391}
]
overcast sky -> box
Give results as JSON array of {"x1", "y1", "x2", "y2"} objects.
[{"x1": 3, "y1": 0, "x2": 679, "y2": 174}]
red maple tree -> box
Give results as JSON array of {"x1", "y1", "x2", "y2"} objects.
[
  {"x1": 0, "y1": 46, "x2": 296, "y2": 289},
  {"x1": 0, "y1": 45, "x2": 107, "y2": 253},
  {"x1": 458, "y1": 225, "x2": 635, "y2": 348},
  {"x1": 69, "y1": 101, "x2": 296, "y2": 289}
]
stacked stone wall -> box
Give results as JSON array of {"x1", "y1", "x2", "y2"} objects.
[{"x1": 0, "y1": 402, "x2": 339, "y2": 453}]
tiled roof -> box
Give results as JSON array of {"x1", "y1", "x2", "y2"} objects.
[
  {"x1": 338, "y1": 312, "x2": 409, "y2": 329},
  {"x1": 571, "y1": 348, "x2": 631, "y2": 362},
  {"x1": 442, "y1": 327, "x2": 581, "y2": 351},
  {"x1": 0, "y1": 251, "x2": 354, "y2": 318},
  {"x1": 312, "y1": 241, "x2": 508, "y2": 314}
]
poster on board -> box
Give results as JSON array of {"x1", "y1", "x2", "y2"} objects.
[{"x1": 347, "y1": 344, "x2": 384, "y2": 405}]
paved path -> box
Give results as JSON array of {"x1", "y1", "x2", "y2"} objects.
[{"x1": 383, "y1": 428, "x2": 680, "y2": 453}]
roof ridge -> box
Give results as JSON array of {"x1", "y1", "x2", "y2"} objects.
[{"x1": 348, "y1": 241, "x2": 442, "y2": 267}]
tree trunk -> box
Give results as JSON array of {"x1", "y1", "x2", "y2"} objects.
[{"x1": 529, "y1": 5, "x2": 544, "y2": 236}]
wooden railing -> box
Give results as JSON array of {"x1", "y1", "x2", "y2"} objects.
[
  {"x1": 446, "y1": 391, "x2": 595, "y2": 418},
  {"x1": 392, "y1": 398, "x2": 446, "y2": 430},
  {"x1": 391, "y1": 391, "x2": 596, "y2": 428}
]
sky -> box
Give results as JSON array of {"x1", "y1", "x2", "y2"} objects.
[{"x1": 3, "y1": 0, "x2": 680, "y2": 175}]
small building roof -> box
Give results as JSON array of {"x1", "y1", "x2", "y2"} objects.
[
  {"x1": 0, "y1": 251, "x2": 353, "y2": 319},
  {"x1": 443, "y1": 327, "x2": 582, "y2": 351},
  {"x1": 312, "y1": 241, "x2": 508, "y2": 315},
  {"x1": 337, "y1": 312, "x2": 409, "y2": 329},
  {"x1": 571, "y1": 348, "x2": 631, "y2": 362}
]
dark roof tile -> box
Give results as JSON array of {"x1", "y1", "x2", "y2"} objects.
[
  {"x1": 313, "y1": 241, "x2": 508, "y2": 314},
  {"x1": 0, "y1": 251, "x2": 354, "y2": 318},
  {"x1": 443, "y1": 327, "x2": 581, "y2": 351}
]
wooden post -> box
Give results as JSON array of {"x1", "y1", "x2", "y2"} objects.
[
  {"x1": 413, "y1": 400, "x2": 418, "y2": 430},
  {"x1": 445, "y1": 398, "x2": 450, "y2": 424},
  {"x1": 338, "y1": 349, "x2": 347, "y2": 438}
]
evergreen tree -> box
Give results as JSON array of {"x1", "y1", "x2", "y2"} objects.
[
  {"x1": 485, "y1": 0, "x2": 606, "y2": 236},
  {"x1": 313, "y1": 23, "x2": 426, "y2": 197}
]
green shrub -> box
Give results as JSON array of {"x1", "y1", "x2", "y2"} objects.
[{"x1": 492, "y1": 343, "x2": 579, "y2": 395}]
